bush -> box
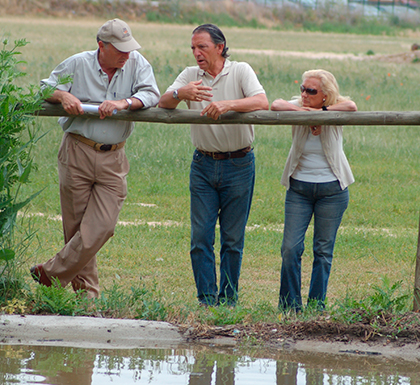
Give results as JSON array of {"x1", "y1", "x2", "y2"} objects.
[{"x1": 0, "y1": 38, "x2": 53, "y2": 301}]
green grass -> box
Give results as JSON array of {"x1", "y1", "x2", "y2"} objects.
[{"x1": 1, "y1": 18, "x2": 420, "y2": 324}]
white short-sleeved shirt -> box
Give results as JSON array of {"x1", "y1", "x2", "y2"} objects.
[
  {"x1": 165, "y1": 60, "x2": 266, "y2": 152},
  {"x1": 41, "y1": 49, "x2": 160, "y2": 144}
]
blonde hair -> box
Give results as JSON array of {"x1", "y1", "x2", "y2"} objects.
[{"x1": 298, "y1": 69, "x2": 350, "y2": 106}]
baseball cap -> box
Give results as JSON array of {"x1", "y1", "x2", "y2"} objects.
[{"x1": 97, "y1": 19, "x2": 141, "y2": 52}]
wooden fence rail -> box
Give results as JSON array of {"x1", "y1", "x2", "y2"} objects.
[
  {"x1": 36, "y1": 103, "x2": 420, "y2": 312},
  {"x1": 37, "y1": 103, "x2": 420, "y2": 126}
]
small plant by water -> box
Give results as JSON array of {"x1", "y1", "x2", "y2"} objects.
[{"x1": 330, "y1": 275, "x2": 410, "y2": 328}]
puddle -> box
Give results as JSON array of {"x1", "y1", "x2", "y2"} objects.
[{"x1": 1, "y1": 344, "x2": 418, "y2": 384}]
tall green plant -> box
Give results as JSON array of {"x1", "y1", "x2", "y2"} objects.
[{"x1": 0, "y1": 38, "x2": 53, "y2": 299}]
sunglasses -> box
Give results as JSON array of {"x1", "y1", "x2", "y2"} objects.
[{"x1": 300, "y1": 85, "x2": 318, "y2": 96}]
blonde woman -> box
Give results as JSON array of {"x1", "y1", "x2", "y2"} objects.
[{"x1": 271, "y1": 69, "x2": 357, "y2": 312}]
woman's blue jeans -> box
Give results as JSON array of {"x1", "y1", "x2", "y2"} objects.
[
  {"x1": 190, "y1": 149, "x2": 255, "y2": 306},
  {"x1": 279, "y1": 178, "x2": 349, "y2": 312}
]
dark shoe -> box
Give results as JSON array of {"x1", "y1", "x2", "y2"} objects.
[
  {"x1": 30, "y1": 264, "x2": 52, "y2": 287},
  {"x1": 198, "y1": 294, "x2": 217, "y2": 307}
]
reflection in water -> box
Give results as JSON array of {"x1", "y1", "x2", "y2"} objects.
[
  {"x1": 0, "y1": 344, "x2": 418, "y2": 384},
  {"x1": 188, "y1": 352, "x2": 235, "y2": 385}
]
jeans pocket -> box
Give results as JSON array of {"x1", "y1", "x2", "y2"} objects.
[
  {"x1": 230, "y1": 151, "x2": 254, "y2": 167},
  {"x1": 322, "y1": 180, "x2": 344, "y2": 196},
  {"x1": 192, "y1": 150, "x2": 205, "y2": 163},
  {"x1": 289, "y1": 178, "x2": 308, "y2": 195}
]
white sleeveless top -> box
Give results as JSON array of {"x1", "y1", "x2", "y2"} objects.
[{"x1": 291, "y1": 132, "x2": 337, "y2": 183}]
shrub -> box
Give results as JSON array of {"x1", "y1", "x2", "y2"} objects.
[{"x1": 0, "y1": 38, "x2": 53, "y2": 301}]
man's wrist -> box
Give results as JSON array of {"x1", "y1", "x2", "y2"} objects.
[
  {"x1": 125, "y1": 98, "x2": 132, "y2": 110},
  {"x1": 172, "y1": 89, "x2": 181, "y2": 101}
]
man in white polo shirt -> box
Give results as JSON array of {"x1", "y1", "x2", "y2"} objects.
[
  {"x1": 31, "y1": 19, "x2": 160, "y2": 298},
  {"x1": 159, "y1": 24, "x2": 268, "y2": 307}
]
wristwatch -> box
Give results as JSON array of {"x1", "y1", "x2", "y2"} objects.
[
  {"x1": 172, "y1": 89, "x2": 180, "y2": 100},
  {"x1": 125, "y1": 98, "x2": 132, "y2": 110}
]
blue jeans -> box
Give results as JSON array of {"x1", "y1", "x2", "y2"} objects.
[
  {"x1": 279, "y1": 178, "x2": 349, "y2": 312},
  {"x1": 190, "y1": 149, "x2": 255, "y2": 306}
]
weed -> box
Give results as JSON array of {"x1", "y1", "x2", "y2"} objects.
[
  {"x1": 330, "y1": 276, "x2": 410, "y2": 327},
  {"x1": 370, "y1": 276, "x2": 409, "y2": 314},
  {"x1": 30, "y1": 279, "x2": 85, "y2": 316},
  {"x1": 203, "y1": 304, "x2": 249, "y2": 326},
  {"x1": 92, "y1": 281, "x2": 168, "y2": 320},
  {"x1": 1, "y1": 298, "x2": 27, "y2": 314},
  {"x1": 249, "y1": 300, "x2": 279, "y2": 323},
  {"x1": 131, "y1": 283, "x2": 168, "y2": 321},
  {"x1": 26, "y1": 279, "x2": 168, "y2": 320}
]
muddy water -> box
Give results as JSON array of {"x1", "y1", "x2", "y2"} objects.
[{"x1": 0, "y1": 344, "x2": 418, "y2": 384}]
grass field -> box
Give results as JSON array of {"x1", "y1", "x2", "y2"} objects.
[{"x1": 2, "y1": 17, "x2": 420, "y2": 317}]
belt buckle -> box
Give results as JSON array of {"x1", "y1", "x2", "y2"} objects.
[{"x1": 100, "y1": 144, "x2": 112, "y2": 151}]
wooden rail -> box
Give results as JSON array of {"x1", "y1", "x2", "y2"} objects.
[
  {"x1": 36, "y1": 102, "x2": 420, "y2": 311},
  {"x1": 37, "y1": 102, "x2": 420, "y2": 126}
]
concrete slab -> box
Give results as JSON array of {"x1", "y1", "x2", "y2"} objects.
[{"x1": 0, "y1": 314, "x2": 184, "y2": 349}]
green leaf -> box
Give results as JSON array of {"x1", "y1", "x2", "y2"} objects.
[
  {"x1": 0, "y1": 170, "x2": 4, "y2": 191},
  {"x1": 0, "y1": 94, "x2": 9, "y2": 116},
  {"x1": 0, "y1": 248, "x2": 15, "y2": 261},
  {"x1": 0, "y1": 189, "x2": 44, "y2": 235},
  {"x1": 17, "y1": 159, "x2": 32, "y2": 183}
]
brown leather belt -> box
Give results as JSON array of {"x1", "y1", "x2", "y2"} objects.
[
  {"x1": 198, "y1": 146, "x2": 252, "y2": 160},
  {"x1": 69, "y1": 133, "x2": 125, "y2": 152}
]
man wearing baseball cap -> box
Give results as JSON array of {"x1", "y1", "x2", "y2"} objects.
[{"x1": 32, "y1": 19, "x2": 160, "y2": 299}]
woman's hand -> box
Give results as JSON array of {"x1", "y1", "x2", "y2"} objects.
[{"x1": 310, "y1": 126, "x2": 322, "y2": 136}]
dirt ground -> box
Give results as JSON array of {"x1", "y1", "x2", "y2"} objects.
[
  {"x1": 375, "y1": 50, "x2": 420, "y2": 63},
  {"x1": 180, "y1": 312, "x2": 420, "y2": 361},
  {"x1": 235, "y1": 47, "x2": 420, "y2": 63}
]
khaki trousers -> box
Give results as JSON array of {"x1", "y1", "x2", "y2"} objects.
[{"x1": 43, "y1": 133, "x2": 129, "y2": 298}]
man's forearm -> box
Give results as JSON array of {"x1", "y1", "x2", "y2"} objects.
[
  {"x1": 45, "y1": 89, "x2": 68, "y2": 104},
  {"x1": 129, "y1": 97, "x2": 144, "y2": 111},
  {"x1": 158, "y1": 91, "x2": 181, "y2": 109},
  {"x1": 230, "y1": 93, "x2": 269, "y2": 113}
]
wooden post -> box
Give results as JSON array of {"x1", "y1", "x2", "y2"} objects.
[
  {"x1": 414, "y1": 212, "x2": 420, "y2": 312},
  {"x1": 413, "y1": 213, "x2": 420, "y2": 312}
]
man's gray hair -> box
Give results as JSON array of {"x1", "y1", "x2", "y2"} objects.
[{"x1": 192, "y1": 24, "x2": 230, "y2": 58}]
